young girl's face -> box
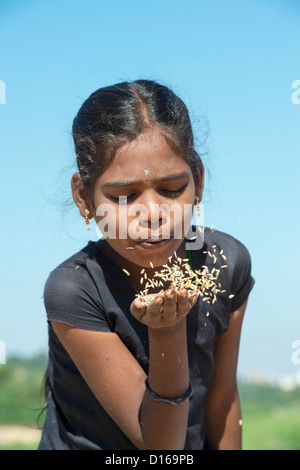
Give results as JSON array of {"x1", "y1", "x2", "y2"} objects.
[{"x1": 93, "y1": 129, "x2": 199, "y2": 267}]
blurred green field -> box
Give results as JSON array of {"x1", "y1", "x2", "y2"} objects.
[
  {"x1": 0, "y1": 354, "x2": 46, "y2": 450},
  {"x1": 0, "y1": 355, "x2": 299, "y2": 450},
  {"x1": 239, "y1": 382, "x2": 300, "y2": 450}
]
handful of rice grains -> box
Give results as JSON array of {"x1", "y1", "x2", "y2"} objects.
[{"x1": 123, "y1": 246, "x2": 235, "y2": 308}]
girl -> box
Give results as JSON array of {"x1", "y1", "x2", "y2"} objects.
[{"x1": 38, "y1": 80, "x2": 254, "y2": 450}]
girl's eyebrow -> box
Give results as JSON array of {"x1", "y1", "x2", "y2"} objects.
[{"x1": 103, "y1": 172, "x2": 190, "y2": 188}]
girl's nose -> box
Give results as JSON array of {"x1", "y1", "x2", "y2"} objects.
[
  {"x1": 138, "y1": 191, "x2": 156, "y2": 218},
  {"x1": 139, "y1": 204, "x2": 165, "y2": 229},
  {"x1": 138, "y1": 194, "x2": 169, "y2": 231}
]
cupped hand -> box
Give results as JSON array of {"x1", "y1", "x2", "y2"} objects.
[{"x1": 130, "y1": 289, "x2": 198, "y2": 330}]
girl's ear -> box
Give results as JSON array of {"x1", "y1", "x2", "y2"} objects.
[{"x1": 71, "y1": 172, "x2": 92, "y2": 218}]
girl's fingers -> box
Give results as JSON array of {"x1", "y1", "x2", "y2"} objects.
[
  {"x1": 131, "y1": 294, "x2": 164, "y2": 325},
  {"x1": 176, "y1": 289, "x2": 191, "y2": 319},
  {"x1": 131, "y1": 290, "x2": 198, "y2": 327},
  {"x1": 146, "y1": 294, "x2": 164, "y2": 317},
  {"x1": 161, "y1": 289, "x2": 176, "y2": 319},
  {"x1": 130, "y1": 297, "x2": 147, "y2": 320}
]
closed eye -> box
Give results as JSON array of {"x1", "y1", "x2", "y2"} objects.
[
  {"x1": 107, "y1": 185, "x2": 187, "y2": 204},
  {"x1": 161, "y1": 186, "x2": 187, "y2": 198}
]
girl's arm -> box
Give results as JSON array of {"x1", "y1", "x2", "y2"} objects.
[
  {"x1": 51, "y1": 289, "x2": 193, "y2": 450},
  {"x1": 204, "y1": 299, "x2": 248, "y2": 450}
]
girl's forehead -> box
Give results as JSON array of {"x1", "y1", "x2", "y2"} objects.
[{"x1": 101, "y1": 131, "x2": 190, "y2": 182}]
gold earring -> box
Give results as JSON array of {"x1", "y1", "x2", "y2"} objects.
[
  {"x1": 195, "y1": 197, "x2": 200, "y2": 217},
  {"x1": 85, "y1": 209, "x2": 91, "y2": 231}
]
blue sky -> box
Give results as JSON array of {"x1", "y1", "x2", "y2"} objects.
[{"x1": 0, "y1": 0, "x2": 299, "y2": 379}]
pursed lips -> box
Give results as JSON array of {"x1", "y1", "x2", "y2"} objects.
[
  {"x1": 137, "y1": 234, "x2": 172, "y2": 243},
  {"x1": 135, "y1": 236, "x2": 173, "y2": 249}
]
